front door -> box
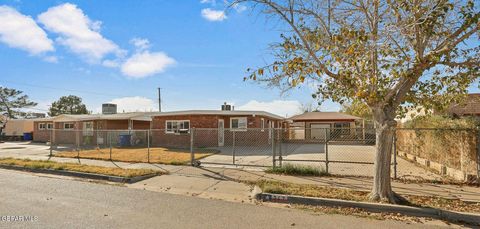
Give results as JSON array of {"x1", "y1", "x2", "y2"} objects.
[{"x1": 218, "y1": 119, "x2": 224, "y2": 146}]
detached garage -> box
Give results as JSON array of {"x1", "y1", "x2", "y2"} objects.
[{"x1": 287, "y1": 112, "x2": 362, "y2": 141}]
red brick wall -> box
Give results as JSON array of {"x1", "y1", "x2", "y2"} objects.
[
  {"x1": 151, "y1": 114, "x2": 281, "y2": 148},
  {"x1": 33, "y1": 121, "x2": 53, "y2": 142}
]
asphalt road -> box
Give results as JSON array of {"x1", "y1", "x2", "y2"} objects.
[{"x1": 0, "y1": 169, "x2": 444, "y2": 229}]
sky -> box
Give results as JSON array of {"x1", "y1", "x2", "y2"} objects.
[
  {"x1": 0, "y1": 0, "x2": 333, "y2": 117},
  {"x1": 0, "y1": 0, "x2": 478, "y2": 118}
]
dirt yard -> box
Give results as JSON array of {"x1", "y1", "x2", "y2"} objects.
[{"x1": 55, "y1": 147, "x2": 217, "y2": 165}]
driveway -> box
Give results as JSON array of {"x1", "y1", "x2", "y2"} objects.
[{"x1": 199, "y1": 142, "x2": 443, "y2": 180}]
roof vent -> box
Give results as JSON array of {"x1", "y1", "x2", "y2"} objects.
[
  {"x1": 102, "y1": 103, "x2": 117, "y2": 114},
  {"x1": 221, "y1": 102, "x2": 232, "y2": 111}
]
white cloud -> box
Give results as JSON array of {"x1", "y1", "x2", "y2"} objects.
[
  {"x1": 107, "y1": 96, "x2": 156, "y2": 112},
  {"x1": 200, "y1": 0, "x2": 216, "y2": 4},
  {"x1": 130, "y1": 37, "x2": 150, "y2": 52},
  {"x1": 43, "y1": 55, "x2": 58, "y2": 63},
  {"x1": 37, "y1": 3, "x2": 122, "y2": 62},
  {"x1": 121, "y1": 51, "x2": 176, "y2": 78},
  {"x1": 237, "y1": 100, "x2": 302, "y2": 117},
  {"x1": 201, "y1": 8, "x2": 227, "y2": 21},
  {"x1": 102, "y1": 59, "x2": 120, "y2": 68},
  {"x1": 232, "y1": 3, "x2": 247, "y2": 13},
  {"x1": 0, "y1": 6, "x2": 54, "y2": 55}
]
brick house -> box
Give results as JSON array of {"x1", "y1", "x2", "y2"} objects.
[
  {"x1": 447, "y1": 93, "x2": 480, "y2": 117},
  {"x1": 33, "y1": 110, "x2": 284, "y2": 148},
  {"x1": 33, "y1": 113, "x2": 152, "y2": 145},
  {"x1": 150, "y1": 110, "x2": 284, "y2": 148}
]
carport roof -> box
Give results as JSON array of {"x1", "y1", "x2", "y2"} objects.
[{"x1": 288, "y1": 112, "x2": 361, "y2": 121}]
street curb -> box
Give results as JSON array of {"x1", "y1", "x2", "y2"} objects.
[
  {"x1": 255, "y1": 191, "x2": 480, "y2": 225},
  {"x1": 0, "y1": 164, "x2": 158, "y2": 184}
]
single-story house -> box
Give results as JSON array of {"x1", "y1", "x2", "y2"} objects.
[
  {"x1": 286, "y1": 112, "x2": 362, "y2": 141},
  {"x1": 447, "y1": 93, "x2": 480, "y2": 117},
  {"x1": 150, "y1": 110, "x2": 284, "y2": 147},
  {"x1": 33, "y1": 109, "x2": 284, "y2": 148},
  {"x1": 33, "y1": 112, "x2": 153, "y2": 145}
]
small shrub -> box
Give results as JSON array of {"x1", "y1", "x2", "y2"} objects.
[{"x1": 265, "y1": 163, "x2": 328, "y2": 176}]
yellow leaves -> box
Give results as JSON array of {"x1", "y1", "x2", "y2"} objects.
[{"x1": 258, "y1": 68, "x2": 264, "y2": 76}]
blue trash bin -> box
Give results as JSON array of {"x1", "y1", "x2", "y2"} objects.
[
  {"x1": 23, "y1": 132, "x2": 33, "y2": 141},
  {"x1": 118, "y1": 134, "x2": 131, "y2": 147}
]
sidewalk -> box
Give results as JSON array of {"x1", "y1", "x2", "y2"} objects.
[{"x1": 4, "y1": 149, "x2": 480, "y2": 203}]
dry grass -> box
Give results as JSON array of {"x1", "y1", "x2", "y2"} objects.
[
  {"x1": 256, "y1": 180, "x2": 480, "y2": 213},
  {"x1": 55, "y1": 147, "x2": 217, "y2": 165},
  {"x1": 0, "y1": 158, "x2": 161, "y2": 178}
]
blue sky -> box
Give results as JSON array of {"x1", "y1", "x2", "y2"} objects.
[
  {"x1": 0, "y1": 0, "x2": 325, "y2": 117},
  {"x1": 0, "y1": 0, "x2": 478, "y2": 117}
]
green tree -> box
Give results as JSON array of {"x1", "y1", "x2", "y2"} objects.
[
  {"x1": 237, "y1": 0, "x2": 479, "y2": 202},
  {"x1": 0, "y1": 87, "x2": 37, "y2": 118},
  {"x1": 341, "y1": 100, "x2": 373, "y2": 120},
  {"x1": 48, "y1": 95, "x2": 89, "y2": 116}
]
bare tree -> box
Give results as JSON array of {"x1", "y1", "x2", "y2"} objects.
[{"x1": 236, "y1": 0, "x2": 479, "y2": 203}]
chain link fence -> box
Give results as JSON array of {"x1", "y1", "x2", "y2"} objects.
[{"x1": 41, "y1": 127, "x2": 480, "y2": 182}]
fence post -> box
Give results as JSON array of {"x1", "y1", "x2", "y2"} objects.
[
  {"x1": 232, "y1": 130, "x2": 236, "y2": 165},
  {"x1": 272, "y1": 128, "x2": 276, "y2": 168},
  {"x1": 324, "y1": 128, "x2": 329, "y2": 174},
  {"x1": 190, "y1": 128, "x2": 195, "y2": 166},
  {"x1": 147, "y1": 130, "x2": 150, "y2": 163},
  {"x1": 49, "y1": 129, "x2": 53, "y2": 157},
  {"x1": 393, "y1": 129, "x2": 397, "y2": 180},
  {"x1": 109, "y1": 131, "x2": 112, "y2": 161},
  {"x1": 477, "y1": 129, "x2": 480, "y2": 180},
  {"x1": 279, "y1": 128, "x2": 283, "y2": 167}
]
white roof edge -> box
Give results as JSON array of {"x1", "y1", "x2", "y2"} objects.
[{"x1": 149, "y1": 110, "x2": 284, "y2": 120}]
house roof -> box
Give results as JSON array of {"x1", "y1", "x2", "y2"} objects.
[
  {"x1": 38, "y1": 110, "x2": 284, "y2": 122},
  {"x1": 448, "y1": 93, "x2": 480, "y2": 116},
  {"x1": 288, "y1": 112, "x2": 361, "y2": 121},
  {"x1": 149, "y1": 110, "x2": 284, "y2": 120},
  {"x1": 43, "y1": 112, "x2": 154, "y2": 122}
]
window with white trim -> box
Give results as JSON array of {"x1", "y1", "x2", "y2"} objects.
[
  {"x1": 46, "y1": 123, "x2": 53, "y2": 129},
  {"x1": 64, "y1": 123, "x2": 74, "y2": 130},
  {"x1": 165, "y1": 120, "x2": 190, "y2": 134},
  {"x1": 230, "y1": 117, "x2": 247, "y2": 131},
  {"x1": 38, "y1": 123, "x2": 46, "y2": 130}
]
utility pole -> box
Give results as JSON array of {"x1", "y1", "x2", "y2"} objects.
[{"x1": 158, "y1": 87, "x2": 162, "y2": 112}]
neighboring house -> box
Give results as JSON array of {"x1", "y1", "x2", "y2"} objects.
[
  {"x1": 447, "y1": 93, "x2": 480, "y2": 117},
  {"x1": 2, "y1": 119, "x2": 37, "y2": 140},
  {"x1": 286, "y1": 112, "x2": 362, "y2": 141}
]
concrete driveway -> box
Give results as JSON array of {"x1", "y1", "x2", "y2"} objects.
[{"x1": 198, "y1": 142, "x2": 443, "y2": 180}]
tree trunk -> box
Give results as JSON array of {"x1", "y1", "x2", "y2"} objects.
[{"x1": 369, "y1": 106, "x2": 400, "y2": 203}]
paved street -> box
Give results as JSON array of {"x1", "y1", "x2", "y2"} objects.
[{"x1": 0, "y1": 169, "x2": 445, "y2": 229}]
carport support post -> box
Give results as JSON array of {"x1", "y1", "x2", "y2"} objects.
[
  {"x1": 147, "y1": 130, "x2": 150, "y2": 163},
  {"x1": 49, "y1": 129, "x2": 53, "y2": 157},
  {"x1": 324, "y1": 128, "x2": 329, "y2": 174},
  {"x1": 190, "y1": 128, "x2": 195, "y2": 165},
  {"x1": 109, "y1": 131, "x2": 112, "y2": 160},
  {"x1": 272, "y1": 128, "x2": 276, "y2": 168},
  {"x1": 232, "y1": 131, "x2": 236, "y2": 165},
  {"x1": 393, "y1": 130, "x2": 397, "y2": 179}
]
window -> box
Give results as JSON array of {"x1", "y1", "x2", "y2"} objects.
[
  {"x1": 38, "y1": 123, "x2": 46, "y2": 130},
  {"x1": 64, "y1": 123, "x2": 74, "y2": 130},
  {"x1": 230, "y1": 117, "x2": 247, "y2": 131},
  {"x1": 260, "y1": 118, "x2": 265, "y2": 131},
  {"x1": 46, "y1": 123, "x2": 54, "y2": 129},
  {"x1": 83, "y1": 122, "x2": 94, "y2": 136},
  {"x1": 165, "y1": 120, "x2": 190, "y2": 134},
  {"x1": 333, "y1": 123, "x2": 350, "y2": 135}
]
